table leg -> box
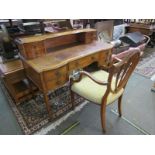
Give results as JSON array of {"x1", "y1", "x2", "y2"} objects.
[{"x1": 43, "y1": 92, "x2": 53, "y2": 120}]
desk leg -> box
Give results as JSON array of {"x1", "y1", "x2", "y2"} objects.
[
  {"x1": 27, "y1": 79, "x2": 35, "y2": 99},
  {"x1": 43, "y1": 92, "x2": 53, "y2": 120}
]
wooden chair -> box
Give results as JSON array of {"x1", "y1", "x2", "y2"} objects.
[{"x1": 70, "y1": 49, "x2": 140, "y2": 132}]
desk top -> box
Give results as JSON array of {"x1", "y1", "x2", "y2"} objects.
[
  {"x1": 16, "y1": 28, "x2": 96, "y2": 44},
  {"x1": 26, "y1": 41, "x2": 113, "y2": 73},
  {"x1": 0, "y1": 59, "x2": 23, "y2": 75}
]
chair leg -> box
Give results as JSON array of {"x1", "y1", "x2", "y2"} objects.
[
  {"x1": 118, "y1": 95, "x2": 123, "y2": 117},
  {"x1": 100, "y1": 103, "x2": 106, "y2": 133}
]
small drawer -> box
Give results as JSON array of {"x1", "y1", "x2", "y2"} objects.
[
  {"x1": 78, "y1": 54, "x2": 99, "y2": 67},
  {"x1": 24, "y1": 41, "x2": 45, "y2": 59},
  {"x1": 43, "y1": 66, "x2": 67, "y2": 82},
  {"x1": 45, "y1": 76, "x2": 67, "y2": 90},
  {"x1": 69, "y1": 54, "x2": 99, "y2": 71},
  {"x1": 78, "y1": 56, "x2": 91, "y2": 64}
]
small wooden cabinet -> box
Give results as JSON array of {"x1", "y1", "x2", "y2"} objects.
[{"x1": 0, "y1": 59, "x2": 37, "y2": 104}]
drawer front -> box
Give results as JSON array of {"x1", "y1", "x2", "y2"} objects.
[
  {"x1": 79, "y1": 54, "x2": 99, "y2": 67},
  {"x1": 24, "y1": 41, "x2": 45, "y2": 59},
  {"x1": 43, "y1": 66, "x2": 68, "y2": 91},
  {"x1": 43, "y1": 66, "x2": 67, "y2": 82},
  {"x1": 85, "y1": 32, "x2": 97, "y2": 43},
  {"x1": 45, "y1": 75, "x2": 67, "y2": 90},
  {"x1": 69, "y1": 53, "x2": 99, "y2": 71},
  {"x1": 98, "y1": 50, "x2": 112, "y2": 66}
]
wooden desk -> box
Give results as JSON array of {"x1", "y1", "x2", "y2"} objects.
[
  {"x1": 15, "y1": 28, "x2": 113, "y2": 119},
  {"x1": 22, "y1": 41, "x2": 113, "y2": 119}
]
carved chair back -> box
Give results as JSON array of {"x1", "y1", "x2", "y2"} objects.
[{"x1": 106, "y1": 50, "x2": 140, "y2": 95}]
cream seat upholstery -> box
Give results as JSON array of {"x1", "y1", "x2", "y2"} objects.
[{"x1": 71, "y1": 70, "x2": 124, "y2": 105}]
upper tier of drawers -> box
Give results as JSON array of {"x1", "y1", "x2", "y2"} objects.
[{"x1": 16, "y1": 29, "x2": 97, "y2": 60}]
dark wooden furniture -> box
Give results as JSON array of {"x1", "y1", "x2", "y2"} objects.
[
  {"x1": 126, "y1": 23, "x2": 155, "y2": 47},
  {"x1": 0, "y1": 59, "x2": 37, "y2": 104},
  {"x1": 16, "y1": 28, "x2": 113, "y2": 119},
  {"x1": 70, "y1": 49, "x2": 140, "y2": 132},
  {"x1": 126, "y1": 23, "x2": 155, "y2": 36}
]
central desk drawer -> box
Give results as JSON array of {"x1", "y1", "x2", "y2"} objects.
[{"x1": 69, "y1": 53, "x2": 99, "y2": 71}]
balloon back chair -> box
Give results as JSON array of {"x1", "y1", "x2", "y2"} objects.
[{"x1": 70, "y1": 49, "x2": 140, "y2": 133}]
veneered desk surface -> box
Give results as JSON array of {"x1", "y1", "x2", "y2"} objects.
[{"x1": 26, "y1": 41, "x2": 113, "y2": 73}]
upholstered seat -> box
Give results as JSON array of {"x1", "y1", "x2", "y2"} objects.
[{"x1": 71, "y1": 70, "x2": 124, "y2": 105}]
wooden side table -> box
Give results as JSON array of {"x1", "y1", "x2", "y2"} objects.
[{"x1": 0, "y1": 59, "x2": 37, "y2": 104}]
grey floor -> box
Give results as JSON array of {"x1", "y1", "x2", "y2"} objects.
[
  {"x1": 0, "y1": 72, "x2": 154, "y2": 135},
  {"x1": 0, "y1": 84, "x2": 23, "y2": 134}
]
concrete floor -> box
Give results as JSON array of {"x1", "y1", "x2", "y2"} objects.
[
  {"x1": 0, "y1": 72, "x2": 154, "y2": 135},
  {"x1": 109, "y1": 73, "x2": 155, "y2": 134}
]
